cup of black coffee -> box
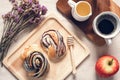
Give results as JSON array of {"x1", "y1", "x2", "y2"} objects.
[{"x1": 93, "y1": 11, "x2": 120, "y2": 45}]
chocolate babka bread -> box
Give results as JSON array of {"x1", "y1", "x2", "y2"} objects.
[
  {"x1": 22, "y1": 44, "x2": 50, "y2": 78},
  {"x1": 41, "y1": 30, "x2": 66, "y2": 61}
]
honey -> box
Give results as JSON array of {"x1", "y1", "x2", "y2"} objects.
[{"x1": 76, "y1": 2, "x2": 90, "y2": 16}]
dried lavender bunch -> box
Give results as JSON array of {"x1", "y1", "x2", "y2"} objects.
[{"x1": 0, "y1": 0, "x2": 47, "y2": 65}]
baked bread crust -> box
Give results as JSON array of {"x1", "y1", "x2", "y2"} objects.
[{"x1": 41, "y1": 30, "x2": 66, "y2": 61}]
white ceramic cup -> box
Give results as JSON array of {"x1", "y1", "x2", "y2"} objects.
[
  {"x1": 93, "y1": 11, "x2": 120, "y2": 45},
  {"x1": 68, "y1": 0, "x2": 92, "y2": 21}
]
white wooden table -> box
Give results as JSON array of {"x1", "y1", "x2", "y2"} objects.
[{"x1": 0, "y1": 0, "x2": 120, "y2": 80}]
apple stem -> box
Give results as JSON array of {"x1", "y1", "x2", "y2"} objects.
[{"x1": 108, "y1": 58, "x2": 114, "y2": 65}]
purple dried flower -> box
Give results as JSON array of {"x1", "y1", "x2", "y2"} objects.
[
  {"x1": 4, "y1": 13, "x2": 10, "y2": 19},
  {"x1": 2, "y1": 15, "x2": 5, "y2": 19},
  {"x1": 28, "y1": 0, "x2": 32, "y2": 3},
  {"x1": 9, "y1": 0, "x2": 15, "y2": 3},
  {"x1": 0, "y1": 0, "x2": 47, "y2": 65},
  {"x1": 14, "y1": 16, "x2": 19, "y2": 23},
  {"x1": 23, "y1": 0, "x2": 28, "y2": 3},
  {"x1": 17, "y1": 7, "x2": 24, "y2": 14},
  {"x1": 35, "y1": 3, "x2": 41, "y2": 8},
  {"x1": 41, "y1": 5, "x2": 47, "y2": 15},
  {"x1": 9, "y1": 13, "x2": 14, "y2": 18},
  {"x1": 34, "y1": 17, "x2": 42, "y2": 24},
  {"x1": 7, "y1": 30, "x2": 13, "y2": 35},
  {"x1": 11, "y1": 14, "x2": 16, "y2": 19},
  {"x1": 29, "y1": 19, "x2": 34, "y2": 24},
  {"x1": 32, "y1": 8, "x2": 40, "y2": 14}
]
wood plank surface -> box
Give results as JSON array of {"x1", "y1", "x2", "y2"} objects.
[{"x1": 56, "y1": 0, "x2": 120, "y2": 46}]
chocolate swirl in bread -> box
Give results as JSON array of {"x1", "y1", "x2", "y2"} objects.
[
  {"x1": 41, "y1": 30, "x2": 66, "y2": 61},
  {"x1": 22, "y1": 44, "x2": 50, "y2": 78},
  {"x1": 24, "y1": 51, "x2": 49, "y2": 78}
]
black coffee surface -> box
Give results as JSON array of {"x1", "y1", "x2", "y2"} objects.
[{"x1": 98, "y1": 19, "x2": 114, "y2": 34}]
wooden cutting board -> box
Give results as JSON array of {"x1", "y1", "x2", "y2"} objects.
[
  {"x1": 56, "y1": 0, "x2": 120, "y2": 46},
  {"x1": 3, "y1": 15, "x2": 90, "y2": 80}
]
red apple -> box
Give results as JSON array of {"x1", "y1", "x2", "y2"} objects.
[{"x1": 95, "y1": 55, "x2": 119, "y2": 77}]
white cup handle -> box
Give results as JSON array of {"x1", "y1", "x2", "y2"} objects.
[
  {"x1": 105, "y1": 38, "x2": 112, "y2": 45},
  {"x1": 68, "y1": 0, "x2": 76, "y2": 8}
]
